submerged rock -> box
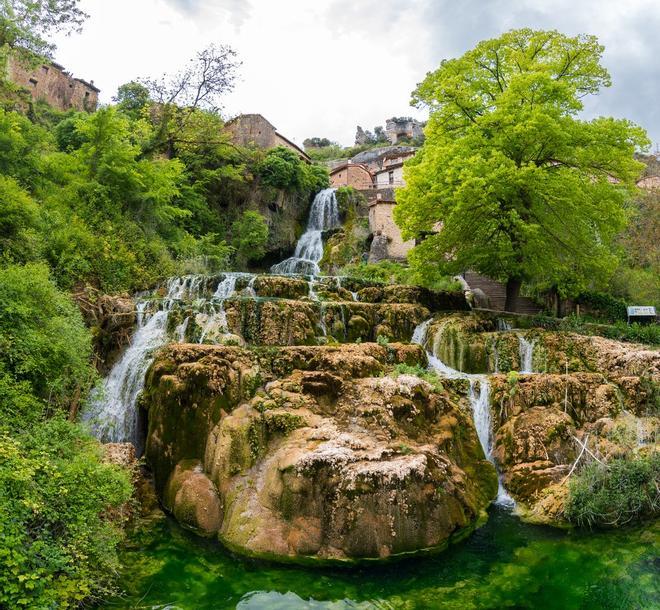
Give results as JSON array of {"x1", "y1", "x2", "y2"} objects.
[{"x1": 142, "y1": 343, "x2": 497, "y2": 563}]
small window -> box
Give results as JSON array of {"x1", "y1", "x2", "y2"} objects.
[
  {"x1": 388, "y1": 171, "x2": 394, "y2": 185},
  {"x1": 28, "y1": 78, "x2": 38, "y2": 87},
  {"x1": 41, "y1": 65, "x2": 49, "y2": 74},
  {"x1": 84, "y1": 91, "x2": 90, "y2": 98}
]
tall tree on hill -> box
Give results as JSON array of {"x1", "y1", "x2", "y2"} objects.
[{"x1": 394, "y1": 29, "x2": 649, "y2": 311}]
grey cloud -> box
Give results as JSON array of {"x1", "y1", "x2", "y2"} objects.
[
  {"x1": 418, "y1": 0, "x2": 660, "y2": 145},
  {"x1": 325, "y1": 0, "x2": 659, "y2": 145},
  {"x1": 164, "y1": 0, "x2": 252, "y2": 29}
]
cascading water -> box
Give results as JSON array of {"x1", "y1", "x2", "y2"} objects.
[
  {"x1": 518, "y1": 335, "x2": 536, "y2": 373},
  {"x1": 270, "y1": 188, "x2": 340, "y2": 275},
  {"x1": 412, "y1": 319, "x2": 515, "y2": 507},
  {"x1": 82, "y1": 276, "x2": 206, "y2": 449},
  {"x1": 83, "y1": 274, "x2": 243, "y2": 450}
]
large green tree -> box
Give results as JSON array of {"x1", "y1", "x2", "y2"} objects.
[{"x1": 394, "y1": 29, "x2": 649, "y2": 311}]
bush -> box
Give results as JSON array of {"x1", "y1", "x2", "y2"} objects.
[
  {"x1": 392, "y1": 363, "x2": 443, "y2": 393},
  {"x1": 339, "y1": 260, "x2": 461, "y2": 292},
  {"x1": 564, "y1": 453, "x2": 660, "y2": 528},
  {"x1": 231, "y1": 210, "x2": 269, "y2": 265},
  {"x1": 0, "y1": 263, "x2": 95, "y2": 409},
  {"x1": 0, "y1": 420, "x2": 132, "y2": 608}
]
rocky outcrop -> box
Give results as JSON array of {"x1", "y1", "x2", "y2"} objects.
[{"x1": 142, "y1": 342, "x2": 497, "y2": 562}]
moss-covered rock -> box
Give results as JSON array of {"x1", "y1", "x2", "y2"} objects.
[{"x1": 142, "y1": 342, "x2": 497, "y2": 563}]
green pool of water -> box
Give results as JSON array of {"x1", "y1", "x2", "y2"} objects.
[{"x1": 105, "y1": 507, "x2": 659, "y2": 610}]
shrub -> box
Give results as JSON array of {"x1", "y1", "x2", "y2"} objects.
[
  {"x1": 231, "y1": 210, "x2": 269, "y2": 265},
  {"x1": 339, "y1": 260, "x2": 461, "y2": 292},
  {"x1": 564, "y1": 453, "x2": 660, "y2": 528},
  {"x1": 0, "y1": 420, "x2": 132, "y2": 608},
  {"x1": 392, "y1": 363, "x2": 443, "y2": 393},
  {"x1": 0, "y1": 263, "x2": 95, "y2": 409}
]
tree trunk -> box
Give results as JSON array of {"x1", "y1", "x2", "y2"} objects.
[{"x1": 504, "y1": 277, "x2": 522, "y2": 313}]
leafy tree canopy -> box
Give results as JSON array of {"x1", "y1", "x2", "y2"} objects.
[
  {"x1": 394, "y1": 29, "x2": 649, "y2": 310},
  {"x1": 0, "y1": 0, "x2": 87, "y2": 58}
]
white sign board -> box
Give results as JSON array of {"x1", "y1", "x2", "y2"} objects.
[{"x1": 627, "y1": 306, "x2": 656, "y2": 316}]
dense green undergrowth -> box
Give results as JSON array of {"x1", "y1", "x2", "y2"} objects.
[
  {"x1": 564, "y1": 453, "x2": 660, "y2": 528},
  {"x1": 339, "y1": 260, "x2": 462, "y2": 292}
]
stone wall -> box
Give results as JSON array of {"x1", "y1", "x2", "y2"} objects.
[
  {"x1": 329, "y1": 163, "x2": 374, "y2": 189},
  {"x1": 368, "y1": 198, "x2": 414, "y2": 262},
  {"x1": 225, "y1": 113, "x2": 309, "y2": 161},
  {"x1": 7, "y1": 56, "x2": 99, "y2": 112}
]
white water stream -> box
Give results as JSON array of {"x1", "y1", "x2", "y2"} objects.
[
  {"x1": 412, "y1": 319, "x2": 516, "y2": 507},
  {"x1": 270, "y1": 188, "x2": 340, "y2": 275}
]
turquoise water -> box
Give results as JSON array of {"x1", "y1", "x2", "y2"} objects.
[{"x1": 106, "y1": 507, "x2": 659, "y2": 610}]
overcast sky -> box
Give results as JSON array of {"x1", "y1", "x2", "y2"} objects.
[{"x1": 51, "y1": 0, "x2": 660, "y2": 148}]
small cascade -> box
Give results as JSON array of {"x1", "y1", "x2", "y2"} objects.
[
  {"x1": 411, "y1": 319, "x2": 516, "y2": 507},
  {"x1": 245, "y1": 275, "x2": 257, "y2": 297},
  {"x1": 518, "y1": 335, "x2": 536, "y2": 373},
  {"x1": 83, "y1": 302, "x2": 169, "y2": 449},
  {"x1": 175, "y1": 316, "x2": 190, "y2": 343},
  {"x1": 270, "y1": 188, "x2": 340, "y2": 275},
  {"x1": 308, "y1": 278, "x2": 318, "y2": 301},
  {"x1": 411, "y1": 318, "x2": 432, "y2": 347}
]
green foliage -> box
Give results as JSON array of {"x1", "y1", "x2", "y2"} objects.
[
  {"x1": 113, "y1": 81, "x2": 151, "y2": 118},
  {"x1": 231, "y1": 210, "x2": 269, "y2": 265},
  {"x1": 0, "y1": 263, "x2": 94, "y2": 409},
  {"x1": 564, "y1": 453, "x2": 660, "y2": 527},
  {"x1": 256, "y1": 146, "x2": 329, "y2": 193},
  {"x1": 392, "y1": 363, "x2": 444, "y2": 393},
  {"x1": 0, "y1": 0, "x2": 88, "y2": 58},
  {"x1": 0, "y1": 175, "x2": 40, "y2": 262},
  {"x1": 0, "y1": 419, "x2": 132, "y2": 608},
  {"x1": 395, "y1": 29, "x2": 649, "y2": 304},
  {"x1": 376, "y1": 334, "x2": 390, "y2": 346},
  {"x1": 575, "y1": 291, "x2": 628, "y2": 323},
  {"x1": 339, "y1": 260, "x2": 461, "y2": 291}
]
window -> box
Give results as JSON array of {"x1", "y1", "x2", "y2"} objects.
[
  {"x1": 28, "y1": 78, "x2": 38, "y2": 87},
  {"x1": 41, "y1": 65, "x2": 49, "y2": 74},
  {"x1": 388, "y1": 170, "x2": 394, "y2": 185}
]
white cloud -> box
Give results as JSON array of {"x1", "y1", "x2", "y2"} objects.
[{"x1": 50, "y1": 0, "x2": 660, "y2": 147}]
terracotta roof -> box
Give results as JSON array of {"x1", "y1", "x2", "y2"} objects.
[{"x1": 329, "y1": 162, "x2": 372, "y2": 176}]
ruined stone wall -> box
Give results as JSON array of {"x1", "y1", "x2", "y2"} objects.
[
  {"x1": 7, "y1": 56, "x2": 98, "y2": 112},
  {"x1": 368, "y1": 200, "x2": 414, "y2": 261},
  {"x1": 225, "y1": 114, "x2": 278, "y2": 149}
]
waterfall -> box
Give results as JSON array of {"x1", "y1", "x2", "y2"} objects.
[
  {"x1": 412, "y1": 319, "x2": 515, "y2": 507},
  {"x1": 518, "y1": 335, "x2": 536, "y2": 373},
  {"x1": 82, "y1": 274, "x2": 228, "y2": 449},
  {"x1": 270, "y1": 188, "x2": 340, "y2": 275}
]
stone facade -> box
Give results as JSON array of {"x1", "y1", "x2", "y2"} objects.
[
  {"x1": 7, "y1": 55, "x2": 99, "y2": 112},
  {"x1": 225, "y1": 113, "x2": 310, "y2": 162},
  {"x1": 368, "y1": 194, "x2": 414, "y2": 262},
  {"x1": 329, "y1": 162, "x2": 374, "y2": 189}
]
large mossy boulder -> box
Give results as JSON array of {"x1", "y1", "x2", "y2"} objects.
[{"x1": 142, "y1": 343, "x2": 497, "y2": 563}]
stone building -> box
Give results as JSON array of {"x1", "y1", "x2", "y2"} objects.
[
  {"x1": 329, "y1": 162, "x2": 374, "y2": 189},
  {"x1": 225, "y1": 114, "x2": 310, "y2": 162},
  {"x1": 385, "y1": 117, "x2": 424, "y2": 144},
  {"x1": 373, "y1": 150, "x2": 415, "y2": 188},
  {"x1": 368, "y1": 191, "x2": 414, "y2": 262},
  {"x1": 7, "y1": 55, "x2": 99, "y2": 112}
]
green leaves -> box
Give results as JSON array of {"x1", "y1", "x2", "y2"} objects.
[
  {"x1": 397, "y1": 28, "x2": 649, "y2": 298},
  {"x1": 0, "y1": 420, "x2": 132, "y2": 608}
]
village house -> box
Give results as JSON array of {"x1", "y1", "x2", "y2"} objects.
[
  {"x1": 225, "y1": 114, "x2": 310, "y2": 162},
  {"x1": 7, "y1": 55, "x2": 99, "y2": 112},
  {"x1": 373, "y1": 150, "x2": 415, "y2": 188},
  {"x1": 328, "y1": 162, "x2": 374, "y2": 189}
]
